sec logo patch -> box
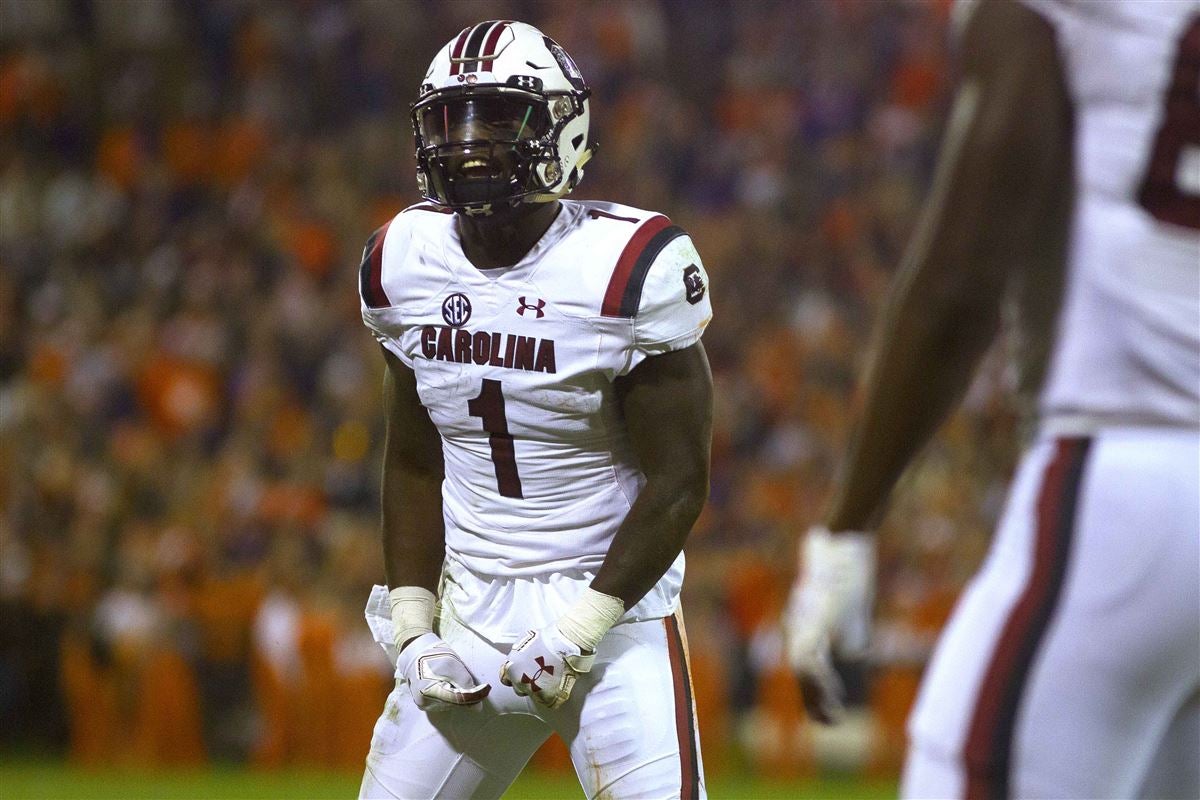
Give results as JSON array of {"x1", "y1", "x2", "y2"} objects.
[{"x1": 442, "y1": 293, "x2": 472, "y2": 327}]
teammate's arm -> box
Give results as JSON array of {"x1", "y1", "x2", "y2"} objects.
[
  {"x1": 380, "y1": 345, "x2": 491, "y2": 707},
  {"x1": 594, "y1": 340, "x2": 713, "y2": 606},
  {"x1": 787, "y1": 0, "x2": 1074, "y2": 723},
  {"x1": 827, "y1": 0, "x2": 1074, "y2": 531}
]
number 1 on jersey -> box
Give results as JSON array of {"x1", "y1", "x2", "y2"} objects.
[{"x1": 468, "y1": 379, "x2": 524, "y2": 499}]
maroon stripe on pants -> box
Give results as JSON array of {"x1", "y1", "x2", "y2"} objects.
[
  {"x1": 963, "y1": 437, "x2": 1092, "y2": 800},
  {"x1": 664, "y1": 614, "x2": 700, "y2": 800}
]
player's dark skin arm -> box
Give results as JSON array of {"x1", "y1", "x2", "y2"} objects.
[
  {"x1": 380, "y1": 346, "x2": 446, "y2": 602},
  {"x1": 826, "y1": 0, "x2": 1074, "y2": 532},
  {"x1": 591, "y1": 341, "x2": 713, "y2": 610}
]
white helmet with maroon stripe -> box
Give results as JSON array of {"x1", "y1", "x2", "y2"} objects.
[{"x1": 411, "y1": 21, "x2": 595, "y2": 215}]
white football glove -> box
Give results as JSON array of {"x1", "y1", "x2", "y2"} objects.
[
  {"x1": 389, "y1": 585, "x2": 490, "y2": 710},
  {"x1": 783, "y1": 526, "x2": 876, "y2": 724},
  {"x1": 499, "y1": 624, "x2": 595, "y2": 709},
  {"x1": 499, "y1": 587, "x2": 624, "y2": 709},
  {"x1": 397, "y1": 632, "x2": 492, "y2": 710}
]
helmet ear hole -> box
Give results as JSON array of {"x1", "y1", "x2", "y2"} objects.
[{"x1": 551, "y1": 97, "x2": 572, "y2": 120}]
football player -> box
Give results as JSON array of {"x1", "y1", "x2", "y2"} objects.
[
  {"x1": 357, "y1": 21, "x2": 712, "y2": 800},
  {"x1": 784, "y1": 1, "x2": 1199, "y2": 798}
]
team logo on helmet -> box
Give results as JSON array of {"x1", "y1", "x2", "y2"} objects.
[
  {"x1": 442, "y1": 293, "x2": 473, "y2": 326},
  {"x1": 544, "y1": 37, "x2": 585, "y2": 90}
]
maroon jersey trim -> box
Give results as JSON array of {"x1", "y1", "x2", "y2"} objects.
[
  {"x1": 602, "y1": 215, "x2": 687, "y2": 318},
  {"x1": 359, "y1": 220, "x2": 394, "y2": 309}
]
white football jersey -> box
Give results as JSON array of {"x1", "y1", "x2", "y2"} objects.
[
  {"x1": 360, "y1": 199, "x2": 711, "y2": 627},
  {"x1": 1021, "y1": 0, "x2": 1200, "y2": 431}
]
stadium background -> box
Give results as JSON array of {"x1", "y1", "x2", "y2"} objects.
[{"x1": 0, "y1": 0, "x2": 1021, "y2": 796}]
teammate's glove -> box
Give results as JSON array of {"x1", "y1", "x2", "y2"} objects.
[
  {"x1": 783, "y1": 526, "x2": 876, "y2": 724},
  {"x1": 499, "y1": 587, "x2": 624, "y2": 709},
  {"x1": 390, "y1": 586, "x2": 490, "y2": 710}
]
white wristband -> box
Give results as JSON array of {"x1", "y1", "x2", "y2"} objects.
[
  {"x1": 803, "y1": 526, "x2": 876, "y2": 583},
  {"x1": 388, "y1": 586, "x2": 435, "y2": 651},
  {"x1": 556, "y1": 588, "x2": 625, "y2": 653}
]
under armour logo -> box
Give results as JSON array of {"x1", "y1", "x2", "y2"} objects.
[
  {"x1": 517, "y1": 296, "x2": 546, "y2": 318},
  {"x1": 507, "y1": 75, "x2": 543, "y2": 91},
  {"x1": 682, "y1": 265, "x2": 706, "y2": 305},
  {"x1": 521, "y1": 656, "x2": 555, "y2": 692}
]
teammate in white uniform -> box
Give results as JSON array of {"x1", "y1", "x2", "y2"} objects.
[
  {"x1": 784, "y1": 1, "x2": 1199, "y2": 798},
  {"x1": 357, "y1": 21, "x2": 712, "y2": 800}
]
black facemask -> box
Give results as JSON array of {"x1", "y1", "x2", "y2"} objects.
[{"x1": 415, "y1": 95, "x2": 551, "y2": 209}]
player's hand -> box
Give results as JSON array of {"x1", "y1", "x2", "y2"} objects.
[
  {"x1": 783, "y1": 526, "x2": 876, "y2": 724},
  {"x1": 499, "y1": 624, "x2": 596, "y2": 709},
  {"x1": 397, "y1": 632, "x2": 491, "y2": 710}
]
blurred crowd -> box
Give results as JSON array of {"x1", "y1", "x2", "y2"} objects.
[{"x1": 1, "y1": 0, "x2": 1022, "y2": 778}]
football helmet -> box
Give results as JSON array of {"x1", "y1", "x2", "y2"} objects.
[{"x1": 411, "y1": 21, "x2": 595, "y2": 215}]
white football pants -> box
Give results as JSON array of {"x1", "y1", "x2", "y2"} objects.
[
  {"x1": 359, "y1": 609, "x2": 705, "y2": 800},
  {"x1": 902, "y1": 428, "x2": 1200, "y2": 799}
]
